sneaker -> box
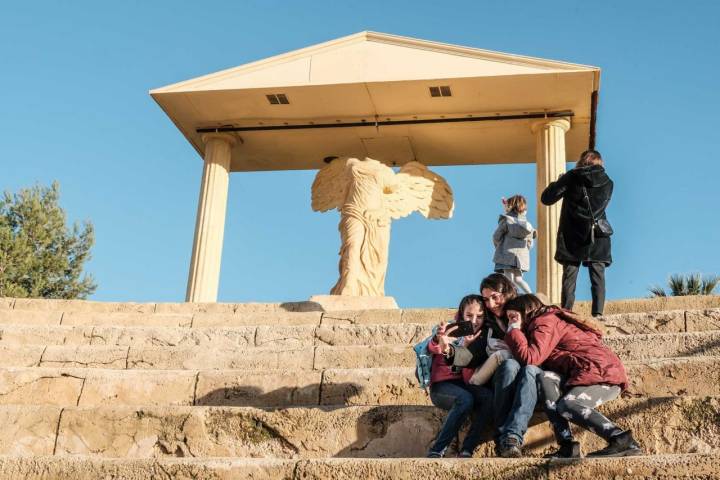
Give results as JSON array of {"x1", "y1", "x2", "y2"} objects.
[
  {"x1": 587, "y1": 430, "x2": 642, "y2": 458},
  {"x1": 426, "y1": 451, "x2": 443, "y2": 458},
  {"x1": 543, "y1": 440, "x2": 581, "y2": 459},
  {"x1": 497, "y1": 436, "x2": 522, "y2": 458},
  {"x1": 458, "y1": 450, "x2": 473, "y2": 458}
]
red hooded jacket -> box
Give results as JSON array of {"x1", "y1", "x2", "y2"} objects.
[{"x1": 505, "y1": 308, "x2": 628, "y2": 390}]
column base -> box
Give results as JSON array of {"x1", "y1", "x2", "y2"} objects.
[{"x1": 307, "y1": 295, "x2": 399, "y2": 311}]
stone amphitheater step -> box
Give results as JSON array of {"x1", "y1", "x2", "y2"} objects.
[
  {"x1": 0, "y1": 309, "x2": 719, "y2": 348},
  {"x1": 0, "y1": 330, "x2": 716, "y2": 370},
  {"x1": 0, "y1": 453, "x2": 718, "y2": 480},
  {"x1": 2, "y1": 305, "x2": 720, "y2": 336},
  {"x1": 2, "y1": 396, "x2": 718, "y2": 458},
  {"x1": 0, "y1": 357, "x2": 716, "y2": 408},
  {"x1": 4, "y1": 294, "x2": 720, "y2": 316}
]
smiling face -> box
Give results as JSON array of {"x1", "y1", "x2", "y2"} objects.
[
  {"x1": 462, "y1": 301, "x2": 484, "y2": 332},
  {"x1": 481, "y1": 288, "x2": 507, "y2": 317}
]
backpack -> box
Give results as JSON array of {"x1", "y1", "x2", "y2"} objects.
[
  {"x1": 414, "y1": 325, "x2": 463, "y2": 390},
  {"x1": 413, "y1": 328, "x2": 436, "y2": 390}
]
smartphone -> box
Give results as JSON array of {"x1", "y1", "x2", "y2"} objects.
[{"x1": 446, "y1": 320, "x2": 474, "y2": 338}]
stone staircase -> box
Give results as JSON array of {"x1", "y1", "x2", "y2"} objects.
[{"x1": 0, "y1": 297, "x2": 718, "y2": 479}]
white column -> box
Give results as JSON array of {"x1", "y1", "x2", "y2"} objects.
[
  {"x1": 186, "y1": 133, "x2": 236, "y2": 302},
  {"x1": 532, "y1": 118, "x2": 571, "y2": 304}
]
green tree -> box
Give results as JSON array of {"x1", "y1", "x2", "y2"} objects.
[
  {"x1": 0, "y1": 182, "x2": 96, "y2": 299},
  {"x1": 649, "y1": 273, "x2": 719, "y2": 297}
]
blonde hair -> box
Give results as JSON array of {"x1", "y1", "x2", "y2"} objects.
[
  {"x1": 576, "y1": 150, "x2": 604, "y2": 168},
  {"x1": 505, "y1": 195, "x2": 527, "y2": 214}
]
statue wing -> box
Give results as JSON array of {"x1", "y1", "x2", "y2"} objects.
[
  {"x1": 385, "y1": 161, "x2": 454, "y2": 220},
  {"x1": 311, "y1": 157, "x2": 349, "y2": 212}
]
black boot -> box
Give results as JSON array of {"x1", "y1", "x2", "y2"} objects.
[
  {"x1": 543, "y1": 440, "x2": 581, "y2": 459},
  {"x1": 587, "y1": 430, "x2": 642, "y2": 457},
  {"x1": 496, "y1": 436, "x2": 522, "y2": 458}
]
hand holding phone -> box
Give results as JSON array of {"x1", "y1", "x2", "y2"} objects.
[{"x1": 446, "y1": 320, "x2": 474, "y2": 338}]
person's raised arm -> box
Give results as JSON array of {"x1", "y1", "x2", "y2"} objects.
[
  {"x1": 505, "y1": 317, "x2": 561, "y2": 366},
  {"x1": 541, "y1": 172, "x2": 572, "y2": 206}
]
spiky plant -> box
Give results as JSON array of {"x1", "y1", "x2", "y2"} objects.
[
  {"x1": 686, "y1": 273, "x2": 702, "y2": 295},
  {"x1": 649, "y1": 273, "x2": 720, "y2": 297},
  {"x1": 702, "y1": 275, "x2": 720, "y2": 295},
  {"x1": 668, "y1": 274, "x2": 687, "y2": 296},
  {"x1": 648, "y1": 285, "x2": 667, "y2": 297}
]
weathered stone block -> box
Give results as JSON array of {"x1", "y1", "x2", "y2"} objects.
[
  {"x1": 606, "y1": 333, "x2": 684, "y2": 361},
  {"x1": 0, "y1": 345, "x2": 45, "y2": 367},
  {"x1": 315, "y1": 324, "x2": 427, "y2": 346},
  {"x1": 0, "y1": 405, "x2": 60, "y2": 455},
  {"x1": 626, "y1": 357, "x2": 720, "y2": 397},
  {"x1": 686, "y1": 308, "x2": 720, "y2": 332},
  {"x1": 320, "y1": 309, "x2": 403, "y2": 326},
  {"x1": 79, "y1": 370, "x2": 196, "y2": 407},
  {"x1": 295, "y1": 458, "x2": 547, "y2": 480},
  {"x1": 154, "y1": 302, "x2": 238, "y2": 314},
  {"x1": 193, "y1": 311, "x2": 321, "y2": 328},
  {"x1": 0, "y1": 324, "x2": 92, "y2": 345},
  {"x1": 601, "y1": 310, "x2": 685, "y2": 335},
  {"x1": 400, "y1": 308, "x2": 454, "y2": 325},
  {"x1": 127, "y1": 346, "x2": 315, "y2": 370},
  {"x1": 40, "y1": 346, "x2": 128, "y2": 369},
  {"x1": 0, "y1": 309, "x2": 62, "y2": 326},
  {"x1": 196, "y1": 370, "x2": 322, "y2": 407},
  {"x1": 547, "y1": 453, "x2": 720, "y2": 480},
  {"x1": 680, "y1": 331, "x2": 720, "y2": 356},
  {"x1": 0, "y1": 368, "x2": 84, "y2": 405},
  {"x1": 62, "y1": 312, "x2": 192, "y2": 327},
  {"x1": 89, "y1": 325, "x2": 254, "y2": 348},
  {"x1": 13, "y1": 299, "x2": 155, "y2": 313},
  {"x1": 314, "y1": 345, "x2": 414, "y2": 369},
  {"x1": 255, "y1": 325, "x2": 316, "y2": 348},
  {"x1": 0, "y1": 457, "x2": 297, "y2": 480},
  {"x1": 321, "y1": 368, "x2": 427, "y2": 406}
]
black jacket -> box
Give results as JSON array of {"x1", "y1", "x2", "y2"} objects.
[{"x1": 541, "y1": 165, "x2": 614, "y2": 265}]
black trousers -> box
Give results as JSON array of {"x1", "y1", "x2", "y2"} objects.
[{"x1": 561, "y1": 262, "x2": 606, "y2": 316}]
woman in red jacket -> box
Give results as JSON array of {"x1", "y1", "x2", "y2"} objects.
[{"x1": 502, "y1": 294, "x2": 642, "y2": 458}]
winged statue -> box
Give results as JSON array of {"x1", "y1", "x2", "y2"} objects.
[{"x1": 311, "y1": 157, "x2": 454, "y2": 296}]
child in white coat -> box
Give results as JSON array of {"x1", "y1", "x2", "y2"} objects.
[{"x1": 492, "y1": 195, "x2": 536, "y2": 295}]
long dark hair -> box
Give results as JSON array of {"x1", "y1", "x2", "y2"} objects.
[
  {"x1": 455, "y1": 294, "x2": 485, "y2": 321},
  {"x1": 504, "y1": 294, "x2": 604, "y2": 335}
]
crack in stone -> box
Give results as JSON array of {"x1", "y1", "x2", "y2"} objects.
[
  {"x1": 192, "y1": 372, "x2": 200, "y2": 406},
  {"x1": 38, "y1": 346, "x2": 48, "y2": 367},
  {"x1": 41, "y1": 356, "x2": 127, "y2": 368},
  {"x1": 75, "y1": 375, "x2": 87, "y2": 406},
  {"x1": 0, "y1": 374, "x2": 85, "y2": 398},
  {"x1": 318, "y1": 370, "x2": 325, "y2": 406},
  {"x1": 52, "y1": 407, "x2": 65, "y2": 455}
]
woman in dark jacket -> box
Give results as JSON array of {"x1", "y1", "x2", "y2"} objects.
[
  {"x1": 503, "y1": 294, "x2": 641, "y2": 458},
  {"x1": 541, "y1": 150, "x2": 613, "y2": 316}
]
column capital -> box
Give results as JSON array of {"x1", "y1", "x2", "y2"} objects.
[
  {"x1": 200, "y1": 132, "x2": 238, "y2": 147},
  {"x1": 530, "y1": 117, "x2": 571, "y2": 134}
]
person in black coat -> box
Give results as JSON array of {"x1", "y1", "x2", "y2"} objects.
[{"x1": 541, "y1": 150, "x2": 614, "y2": 316}]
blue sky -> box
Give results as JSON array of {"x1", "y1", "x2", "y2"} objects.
[{"x1": 2, "y1": 1, "x2": 719, "y2": 307}]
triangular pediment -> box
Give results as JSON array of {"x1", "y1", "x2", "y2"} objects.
[{"x1": 152, "y1": 31, "x2": 597, "y2": 93}]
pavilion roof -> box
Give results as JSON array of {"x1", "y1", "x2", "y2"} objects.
[{"x1": 151, "y1": 31, "x2": 600, "y2": 171}]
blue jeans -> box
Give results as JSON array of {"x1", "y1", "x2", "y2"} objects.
[
  {"x1": 429, "y1": 380, "x2": 493, "y2": 455},
  {"x1": 492, "y1": 358, "x2": 543, "y2": 444}
]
